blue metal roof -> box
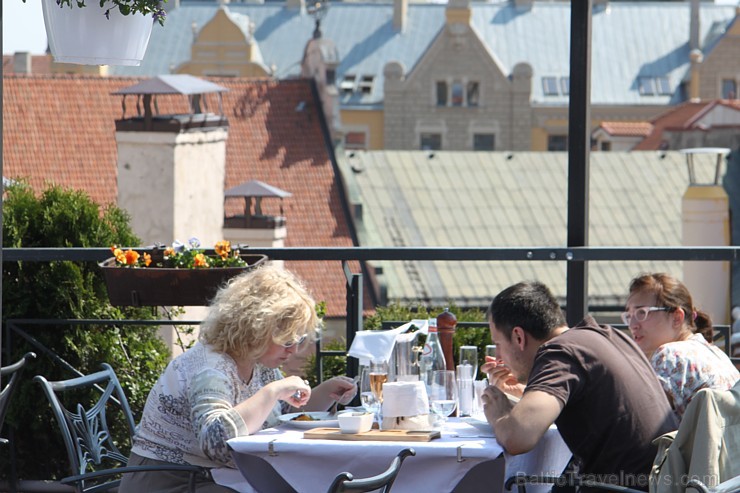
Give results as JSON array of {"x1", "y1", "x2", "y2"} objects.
[{"x1": 112, "y1": 1, "x2": 736, "y2": 107}]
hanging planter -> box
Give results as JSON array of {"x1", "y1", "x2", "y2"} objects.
[
  {"x1": 99, "y1": 241, "x2": 268, "y2": 306},
  {"x1": 42, "y1": 0, "x2": 161, "y2": 66}
]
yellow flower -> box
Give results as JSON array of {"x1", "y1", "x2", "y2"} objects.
[
  {"x1": 193, "y1": 253, "x2": 209, "y2": 268},
  {"x1": 215, "y1": 240, "x2": 231, "y2": 259},
  {"x1": 143, "y1": 252, "x2": 152, "y2": 267}
]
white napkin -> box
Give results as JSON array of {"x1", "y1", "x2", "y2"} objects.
[
  {"x1": 347, "y1": 319, "x2": 429, "y2": 366},
  {"x1": 381, "y1": 381, "x2": 429, "y2": 418}
]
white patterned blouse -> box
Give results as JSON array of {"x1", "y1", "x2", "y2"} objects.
[{"x1": 131, "y1": 341, "x2": 287, "y2": 468}]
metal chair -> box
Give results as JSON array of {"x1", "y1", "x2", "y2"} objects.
[
  {"x1": 326, "y1": 448, "x2": 416, "y2": 493},
  {"x1": 687, "y1": 476, "x2": 740, "y2": 493},
  {"x1": 34, "y1": 363, "x2": 206, "y2": 493},
  {"x1": 0, "y1": 352, "x2": 36, "y2": 444}
]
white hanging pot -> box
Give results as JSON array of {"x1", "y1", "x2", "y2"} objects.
[{"x1": 42, "y1": 0, "x2": 154, "y2": 66}]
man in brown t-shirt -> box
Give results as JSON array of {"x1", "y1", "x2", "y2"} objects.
[{"x1": 481, "y1": 281, "x2": 678, "y2": 491}]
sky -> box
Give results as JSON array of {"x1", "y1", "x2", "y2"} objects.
[{"x1": 3, "y1": 0, "x2": 49, "y2": 55}]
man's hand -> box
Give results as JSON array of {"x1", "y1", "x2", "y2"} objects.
[{"x1": 481, "y1": 356, "x2": 525, "y2": 397}]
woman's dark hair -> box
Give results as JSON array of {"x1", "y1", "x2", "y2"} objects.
[
  {"x1": 627, "y1": 272, "x2": 713, "y2": 342},
  {"x1": 487, "y1": 281, "x2": 567, "y2": 340}
]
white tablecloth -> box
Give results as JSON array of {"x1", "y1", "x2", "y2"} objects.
[{"x1": 213, "y1": 419, "x2": 571, "y2": 493}]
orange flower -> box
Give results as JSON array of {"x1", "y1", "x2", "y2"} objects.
[
  {"x1": 124, "y1": 249, "x2": 140, "y2": 265},
  {"x1": 143, "y1": 252, "x2": 152, "y2": 267},
  {"x1": 163, "y1": 247, "x2": 175, "y2": 258},
  {"x1": 193, "y1": 253, "x2": 209, "y2": 268},
  {"x1": 215, "y1": 240, "x2": 231, "y2": 259},
  {"x1": 113, "y1": 248, "x2": 126, "y2": 263}
]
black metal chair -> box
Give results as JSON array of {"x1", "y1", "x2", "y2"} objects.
[
  {"x1": 326, "y1": 447, "x2": 416, "y2": 493},
  {"x1": 0, "y1": 352, "x2": 36, "y2": 445},
  {"x1": 34, "y1": 363, "x2": 206, "y2": 493}
]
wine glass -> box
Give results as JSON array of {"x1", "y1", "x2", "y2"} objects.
[
  {"x1": 359, "y1": 365, "x2": 379, "y2": 416},
  {"x1": 459, "y1": 345, "x2": 479, "y2": 380},
  {"x1": 369, "y1": 360, "x2": 389, "y2": 407},
  {"x1": 429, "y1": 370, "x2": 457, "y2": 424}
]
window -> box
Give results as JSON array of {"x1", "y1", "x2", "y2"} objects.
[
  {"x1": 451, "y1": 81, "x2": 464, "y2": 106},
  {"x1": 548, "y1": 135, "x2": 568, "y2": 151},
  {"x1": 340, "y1": 75, "x2": 356, "y2": 95},
  {"x1": 656, "y1": 77, "x2": 671, "y2": 95},
  {"x1": 473, "y1": 134, "x2": 495, "y2": 151},
  {"x1": 467, "y1": 82, "x2": 480, "y2": 107},
  {"x1": 345, "y1": 131, "x2": 367, "y2": 150},
  {"x1": 326, "y1": 69, "x2": 336, "y2": 86},
  {"x1": 601, "y1": 141, "x2": 611, "y2": 152},
  {"x1": 722, "y1": 79, "x2": 737, "y2": 99},
  {"x1": 560, "y1": 77, "x2": 570, "y2": 95},
  {"x1": 358, "y1": 75, "x2": 374, "y2": 95},
  {"x1": 542, "y1": 77, "x2": 559, "y2": 96},
  {"x1": 420, "y1": 133, "x2": 442, "y2": 151},
  {"x1": 638, "y1": 77, "x2": 655, "y2": 96},
  {"x1": 436, "y1": 81, "x2": 448, "y2": 106}
]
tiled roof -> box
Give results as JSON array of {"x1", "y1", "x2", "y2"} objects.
[
  {"x1": 634, "y1": 100, "x2": 740, "y2": 150},
  {"x1": 596, "y1": 122, "x2": 653, "y2": 138},
  {"x1": 344, "y1": 150, "x2": 733, "y2": 308},
  {"x1": 109, "y1": 1, "x2": 737, "y2": 106},
  {"x1": 2, "y1": 54, "x2": 53, "y2": 75},
  {"x1": 3, "y1": 74, "x2": 363, "y2": 318}
]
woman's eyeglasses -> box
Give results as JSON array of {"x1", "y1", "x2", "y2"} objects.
[
  {"x1": 280, "y1": 334, "x2": 308, "y2": 349},
  {"x1": 620, "y1": 306, "x2": 670, "y2": 325}
]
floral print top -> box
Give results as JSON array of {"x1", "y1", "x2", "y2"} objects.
[
  {"x1": 651, "y1": 333, "x2": 739, "y2": 420},
  {"x1": 131, "y1": 341, "x2": 287, "y2": 468}
]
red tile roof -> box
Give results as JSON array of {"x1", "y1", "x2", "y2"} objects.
[
  {"x1": 3, "y1": 74, "x2": 367, "y2": 317},
  {"x1": 634, "y1": 100, "x2": 740, "y2": 150},
  {"x1": 596, "y1": 121, "x2": 653, "y2": 138}
]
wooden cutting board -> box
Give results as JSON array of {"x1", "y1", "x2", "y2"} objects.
[{"x1": 303, "y1": 428, "x2": 441, "y2": 442}]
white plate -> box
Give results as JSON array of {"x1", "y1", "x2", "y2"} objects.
[
  {"x1": 278, "y1": 412, "x2": 339, "y2": 429},
  {"x1": 461, "y1": 415, "x2": 493, "y2": 435}
]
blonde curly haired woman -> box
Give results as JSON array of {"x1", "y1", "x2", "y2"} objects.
[{"x1": 120, "y1": 263, "x2": 356, "y2": 493}]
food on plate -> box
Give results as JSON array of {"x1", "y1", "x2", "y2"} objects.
[{"x1": 292, "y1": 413, "x2": 318, "y2": 422}]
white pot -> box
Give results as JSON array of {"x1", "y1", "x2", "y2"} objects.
[{"x1": 42, "y1": 0, "x2": 154, "y2": 66}]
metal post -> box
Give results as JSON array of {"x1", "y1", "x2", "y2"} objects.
[
  {"x1": 566, "y1": 0, "x2": 592, "y2": 326},
  {"x1": 343, "y1": 261, "x2": 362, "y2": 380}
]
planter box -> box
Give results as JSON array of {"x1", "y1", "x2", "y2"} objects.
[
  {"x1": 42, "y1": 0, "x2": 154, "y2": 66},
  {"x1": 99, "y1": 254, "x2": 268, "y2": 306}
]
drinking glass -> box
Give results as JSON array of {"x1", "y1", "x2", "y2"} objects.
[
  {"x1": 369, "y1": 360, "x2": 389, "y2": 406},
  {"x1": 359, "y1": 365, "x2": 379, "y2": 415},
  {"x1": 485, "y1": 344, "x2": 497, "y2": 360},
  {"x1": 459, "y1": 345, "x2": 479, "y2": 380},
  {"x1": 429, "y1": 370, "x2": 457, "y2": 423}
]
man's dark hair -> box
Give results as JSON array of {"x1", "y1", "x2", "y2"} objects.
[{"x1": 486, "y1": 281, "x2": 566, "y2": 340}]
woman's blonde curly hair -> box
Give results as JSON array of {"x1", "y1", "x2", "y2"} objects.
[{"x1": 199, "y1": 263, "x2": 319, "y2": 360}]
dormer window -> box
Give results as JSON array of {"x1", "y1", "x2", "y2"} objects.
[
  {"x1": 340, "y1": 75, "x2": 356, "y2": 94},
  {"x1": 358, "y1": 75, "x2": 374, "y2": 94},
  {"x1": 542, "y1": 77, "x2": 558, "y2": 96},
  {"x1": 434, "y1": 79, "x2": 480, "y2": 107}
]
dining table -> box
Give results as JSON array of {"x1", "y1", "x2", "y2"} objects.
[{"x1": 212, "y1": 417, "x2": 572, "y2": 493}]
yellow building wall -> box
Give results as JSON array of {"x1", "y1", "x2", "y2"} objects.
[{"x1": 341, "y1": 109, "x2": 385, "y2": 150}]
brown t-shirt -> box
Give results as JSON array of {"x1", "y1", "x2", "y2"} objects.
[{"x1": 525, "y1": 316, "x2": 678, "y2": 490}]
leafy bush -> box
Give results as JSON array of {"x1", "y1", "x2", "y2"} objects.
[{"x1": 1, "y1": 182, "x2": 170, "y2": 480}]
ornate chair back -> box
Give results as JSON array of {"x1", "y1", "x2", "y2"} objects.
[
  {"x1": 0, "y1": 352, "x2": 37, "y2": 444},
  {"x1": 326, "y1": 448, "x2": 416, "y2": 493}
]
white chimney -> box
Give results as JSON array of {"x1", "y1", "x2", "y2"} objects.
[
  {"x1": 690, "y1": 0, "x2": 700, "y2": 52},
  {"x1": 393, "y1": 0, "x2": 407, "y2": 32},
  {"x1": 681, "y1": 148, "x2": 732, "y2": 325},
  {"x1": 13, "y1": 52, "x2": 32, "y2": 74}
]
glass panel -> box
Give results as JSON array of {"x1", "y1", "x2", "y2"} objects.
[
  {"x1": 560, "y1": 77, "x2": 570, "y2": 95},
  {"x1": 721, "y1": 79, "x2": 737, "y2": 99},
  {"x1": 420, "y1": 133, "x2": 442, "y2": 150},
  {"x1": 656, "y1": 77, "x2": 671, "y2": 95},
  {"x1": 436, "y1": 81, "x2": 448, "y2": 106},
  {"x1": 638, "y1": 77, "x2": 655, "y2": 96},
  {"x1": 547, "y1": 135, "x2": 568, "y2": 151},
  {"x1": 451, "y1": 82, "x2": 464, "y2": 106},
  {"x1": 473, "y1": 134, "x2": 494, "y2": 151},
  {"x1": 467, "y1": 82, "x2": 480, "y2": 107}
]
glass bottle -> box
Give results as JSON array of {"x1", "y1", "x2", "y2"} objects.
[{"x1": 419, "y1": 318, "x2": 446, "y2": 397}]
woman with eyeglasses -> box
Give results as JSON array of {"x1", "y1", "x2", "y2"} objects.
[
  {"x1": 624, "y1": 272, "x2": 738, "y2": 420},
  {"x1": 120, "y1": 263, "x2": 357, "y2": 493}
]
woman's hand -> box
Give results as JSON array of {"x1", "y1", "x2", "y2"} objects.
[
  {"x1": 324, "y1": 376, "x2": 358, "y2": 405},
  {"x1": 481, "y1": 356, "x2": 525, "y2": 398},
  {"x1": 273, "y1": 375, "x2": 311, "y2": 407}
]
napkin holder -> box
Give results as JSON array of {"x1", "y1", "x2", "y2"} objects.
[{"x1": 381, "y1": 381, "x2": 432, "y2": 431}]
